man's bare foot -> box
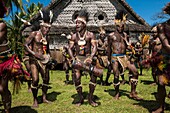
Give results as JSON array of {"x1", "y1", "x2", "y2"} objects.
[
  {"x1": 89, "y1": 101, "x2": 98, "y2": 107},
  {"x1": 150, "y1": 82, "x2": 157, "y2": 86},
  {"x1": 32, "y1": 101, "x2": 38, "y2": 108},
  {"x1": 28, "y1": 88, "x2": 32, "y2": 92},
  {"x1": 65, "y1": 80, "x2": 69, "y2": 85},
  {"x1": 75, "y1": 101, "x2": 83, "y2": 106},
  {"x1": 5, "y1": 109, "x2": 10, "y2": 113},
  {"x1": 75, "y1": 97, "x2": 84, "y2": 106},
  {"x1": 43, "y1": 99, "x2": 52, "y2": 104},
  {"x1": 88, "y1": 96, "x2": 98, "y2": 107},
  {"x1": 129, "y1": 92, "x2": 143, "y2": 100},
  {"x1": 114, "y1": 93, "x2": 120, "y2": 100},
  {"x1": 152, "y1": 107, "x2": 163, "y2": 113}
]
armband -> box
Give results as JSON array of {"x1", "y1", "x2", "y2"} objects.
[
  {"x1": 91, "y1": 39, "x2": 97, "y2": 43},
  {"x1": 69, "y1": 41, "x2": 74, "y2": 44},
  {"x1": 162, "y1": 37, "x2": 167, "y2": 41}
]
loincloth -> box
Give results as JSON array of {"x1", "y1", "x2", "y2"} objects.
[
  {"x1": 96, "y1": 56, "x2": 109, "y2": 68},
  {"x1": 29, "y1": 56, "x2": 46, "y2": 72},
  {"x1": 111, "y1": 54, "x2": 128, "y2": 74}
]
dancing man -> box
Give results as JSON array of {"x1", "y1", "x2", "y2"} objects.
[
  {"x1": 68, "y1": 9, "x2": 102, "y2": 107},
  {"x1": 152, "y1": 3, "x2": 170, "y2": 113},
  {"x1": 0, "y1": 1, "x2": 30, "y2": 112},
  {"x1": 96, "y1": 27, "x2": 111, "y2": 85},
  {"x1": 107, "y1": 11, "x2": 143, "y2": 100},
  {"x1": 149, "y1": 26, "x2": 162, "y2": 86},
  {"x1": 24, "y1": 9, "x2": 53, "y2": 108}
]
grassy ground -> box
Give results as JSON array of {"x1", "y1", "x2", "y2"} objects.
[{"x1": 0, "y1": 68, "x2": 170, "y2": 113}]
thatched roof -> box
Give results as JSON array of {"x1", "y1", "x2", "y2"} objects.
[{"x1": 23, "y1": 0, "x2": 151, "y2": 36}]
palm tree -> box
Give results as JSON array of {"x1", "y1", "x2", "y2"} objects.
[
  {"x1": 7, "y1": 1, "x2": 43, "y2": 58},
  {"x1": 3, "y1": 0, "x2": 26, "y2": 15}
]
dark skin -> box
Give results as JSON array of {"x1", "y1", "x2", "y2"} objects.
[
  {"x1": 69, "y1": 19, "x2": 97, "y2": 60},
  {"x1": 24, "y1": 57, "x2": 32, "y2": 92},
  {"x1": 134, "y1": 42, "x2": 143, "y2": 75},
  {"x1": 150, "y1": 31, "x2": 162, "y2": 86},
  {"x1": 23, "y1": 45, "x2": 32, "y2": 92},
  {"x1": 152, "y1": 19, "x2": 170, "y2": 113},
  {"x1": 0, "y1": 21, "x2": 11, "y2": 113},
  {"x1": 108, "y1": 24, "x2": 142, "y2": 100},
  {"x1": 97, "y1": 33, "x2": 112, "y2": 85},
  {"x1": 62, "y1": 45, "x2": 74, "y2": 84},
  {"x1": 68, "y1": 17, "x2": 98, "y2": 106},
  {"x1": 24, "y1": 24, "x2": 51, "y2": 108}
]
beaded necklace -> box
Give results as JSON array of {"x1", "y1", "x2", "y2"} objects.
[{"x1": 39, "y1": 30, "x2": 47, "y2": 54}]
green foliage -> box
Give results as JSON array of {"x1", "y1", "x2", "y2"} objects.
[
  {"x1": 2, "y1": 69, "x2": 170, "y2": 113},
  {"x1": 6, "y1": 1, "x2": 43, "y2": 59},
  {"x1": 3, "y1": 0, "x2": 26, "y2": 15}
]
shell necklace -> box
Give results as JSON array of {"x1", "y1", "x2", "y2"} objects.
[{"x1": 78, "y1": 30, "x2": 87, "y2": 46}]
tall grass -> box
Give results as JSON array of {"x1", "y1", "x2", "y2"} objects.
[{"x1": 1, "y1": 69, "x2": 170, "y2": 113}]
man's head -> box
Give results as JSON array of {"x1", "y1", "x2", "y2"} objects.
[
  {"x1": 75, "y1": 9, "x2": 89, "y2": 32},
  {"x1": 135, "y1": 42, "x2": 141, "y2": 48},
  {"x1": 0, "y1": 0, "x2": 7, "y2": 18},
  {"x1": 151, "y1": 26, "x2": 158, "y2": 39},
  {"x1": 39, "y1": 9, "x2": 53, "y2": 35},
  {"x1": 98, "y1": 27, "x2": 106, "y2": 39},
  {"x1": 163, "y1": 2, "x2": 170, "y2": 15},
  {"x1": 116, "y1": 24, "x2": 124, "y2": 33},
  {"x1": 114, "y1": 10, "x2": 127, "y2": 33}
]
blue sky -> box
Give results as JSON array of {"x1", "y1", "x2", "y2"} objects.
[
  {"x1": 9, "y1": 0, "x2": 170, "y2": 26},
  {"x1": 126, "y1": 0, "x2": 169, "y2": 25}
]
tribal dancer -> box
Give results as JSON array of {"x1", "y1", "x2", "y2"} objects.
[
  {"x1": 96, "y1": 27, "x2": 111, "y2": 85},
  {"x1": 68, "y1": 9, "x2": 102, "y2": 107},
  {"x1": 63, "y1": 43, "x2": 75, "y2": 85},
  {"x1": 0, "y1": 1, "x2": 30, "y2": 112},
  {"x1": 134, "y1": 41, "x2": 143, "y2": 75},
  {"x1": 151, "y1": 3, "x2": 170, "y2": 113},
  {"x1": 149, "y1": 26, "x2": 162, "y2": 86},
  {"x1": 107, "y1": 11, "x2": 143, "y2": 100},
  {"x1": 24, "y1": 9, "x2": 53, "y2": 108}
]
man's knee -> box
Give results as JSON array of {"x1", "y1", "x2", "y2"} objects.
[{"x1": 75, "y1": 78, "x2": 81, "y2": 86}]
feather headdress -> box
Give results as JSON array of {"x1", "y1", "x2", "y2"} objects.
[
  {"x1": 139, "y1": 33, "x2": 150, "y2": 47},
  {"x1": 114, "y1": 10, "x2": 127, "y2": 26},
  {"x1": 39, "y1": 9, "x2": 53, "y2": 27},
  {"x1": 98, "y1": 27, "x2": 106, "y2": 34}
]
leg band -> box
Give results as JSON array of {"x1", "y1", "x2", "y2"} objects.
[
  {"x1": 42, "y1": 83, "x2": 49, "y2": 87},
  {"x1": 130, "y1": 78, "x2": 138, "y2": 85},
  {"x1": 113, "y1": 82, "x2": 120, "y2": 86},
  {"x1": 120, "y1": 73, "x2": 124, "y2": 76},
  {"x1": 31, "y1": 84, "x2": 38, "y2": 89},
  {"x1": 89, "y1": 81, "x2": 96, "y2": 87},
  {"x1": 75, "y1": 84, "x2": 82, "y2": 90},
  {"x1": 129, "y1": 74, "x2": 133, "y2": 77}
]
